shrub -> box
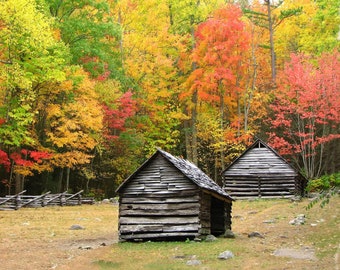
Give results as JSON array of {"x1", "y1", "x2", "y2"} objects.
[{"x1": 306, "y1": 172, "x2": 340, "y2": 192}]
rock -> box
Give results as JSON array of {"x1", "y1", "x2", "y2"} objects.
[
  {"x1": 310, "y1": 223, "x2": 317, "y2": 227},
  {"x1": 205, "y1": 234, "x2": 217, "y2": 242},
  {"x1": 263, "y1": 219, "x2": 275, "y2": 224},
  {"x1": 69, "y1": 224, "x2": 85, "y2": 230},
  {"x1": 248, "y1": 232, "x2": 264, "y2": 238},
  {"x1": 110, "y1": 197, "x2": 119, "y2": 204},
  {"x1": 186, "y1": 255, "x2": 201, "y2": 266},
  {"x1": 224, "y1": 229, "x2": 235, "y2": 238},
  {"x1": 273, "y1": 248, "x2": 317, "y2": 260},
  {"x1": 102, "y1": 199, "x2": 110, "y2": 204},
  {"x1": 291, "y1": 196, "x2": 302, "y2": 202},
  {"x1": 218, "y1": 250, "x2": 234, "y2": 260},
  {"x1": 289, "y1": 214, "x2": 306, "y2": 225}
]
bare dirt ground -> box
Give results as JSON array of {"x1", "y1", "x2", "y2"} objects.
[
  {"x1": 0, "y1": 197, "x2": 339, "y2": 270},
  {"x1": 0, "y1": 204, "x2": 118, "y2": 270}
]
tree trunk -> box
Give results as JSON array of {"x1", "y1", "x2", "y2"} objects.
[
  {"x1": 219, "y1": 83, "x2": 225, "y2": 172},
  {"x1": 65, "y1": 167, "x2": 70, "y2": 192},
  {"x1": 266, "y1": 0, "x2": 276, "y2": 85},
  {"x1": 58, "y1": 168, "x2": 64, "y2": 192},
  {"x1": 15, "y1": 173, "x2": 24, "y2": 194},
  {"x1": 189, "y1": 25, "x2": 198, "y2": 165}
]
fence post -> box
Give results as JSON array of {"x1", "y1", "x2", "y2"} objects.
[
  {"x1": 78, "y1": 193, "x2": 82, "y2": 205},
  {"x1": 60, "y1": 192, "x2": 66, "y2": 206},
  {"x1": 15, "y1": 194, "x2": 21, "y2": 210}
]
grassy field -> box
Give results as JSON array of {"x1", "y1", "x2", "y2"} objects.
[{"x1": 0, "y1": 197, "x2": 339, "y2": 270}]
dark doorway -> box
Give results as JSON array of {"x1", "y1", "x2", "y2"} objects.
[{"x1": 210, "y1": 196, "x2": 225, "y2": 236}]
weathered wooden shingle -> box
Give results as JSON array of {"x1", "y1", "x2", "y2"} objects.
[
  {"x1": 117, "y1": 149, "x2": 233, "y2": 202},
  {"x1": 157, "y1": 149, "x2": 233, "y2": 202}
]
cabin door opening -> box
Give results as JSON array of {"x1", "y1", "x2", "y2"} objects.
[{"x1": 210, "y1": 196, "x2": 225, "y2": 236}]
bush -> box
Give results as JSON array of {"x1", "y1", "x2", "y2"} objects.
[
  {"x1": 306, "y1": 172, "x2": 340, "y2": 209},
  {"x1": 306, "y1": 172, "x2": 340, "y2": 192}
]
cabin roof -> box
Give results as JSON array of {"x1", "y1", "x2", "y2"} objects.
[
  {"x1": 221, "y1": 138, "x2": 304, "y2": 178},
  {"x1": 116, "y1": 149, "x2": 234, "y2": 202}
]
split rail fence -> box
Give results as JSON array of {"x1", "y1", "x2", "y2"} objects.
[{"x1": 0, "y1": 190, "x2": 94, "y2": 210}]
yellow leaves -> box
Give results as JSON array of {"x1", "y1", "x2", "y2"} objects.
[
  {"x1": 44, "y1": 70, "x2": 103, "y2": 168},
  {"x1": 50, "y1": 151, "x2": 93, "y2": 168},
  {"x1": 0, "y1": 0, "x2": 56, "y2": 51}
]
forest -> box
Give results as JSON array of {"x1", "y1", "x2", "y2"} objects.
[{"x1": 0, "y1": 0, "x2": 339, "y2": 198}]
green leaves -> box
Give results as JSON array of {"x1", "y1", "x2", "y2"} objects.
[{"x1": 47, "y1": 0, "x2": 122, "y2": 79}]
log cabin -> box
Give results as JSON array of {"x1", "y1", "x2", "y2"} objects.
[
  {"x1": 222, "y1": 139, "x2": 308, "y2": 199},
  {"x1": 116, "y1": 149, "x2": 234, "y2": 242}
]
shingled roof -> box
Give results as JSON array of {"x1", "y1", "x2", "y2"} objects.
[{"x1": 116, "y1": 149, "x2": 233, "y2": 202}]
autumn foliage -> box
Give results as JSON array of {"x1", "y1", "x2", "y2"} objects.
[
  {"x1": 0, "y1": 0, "x2": 339, "y2": 196},
  {"x1": 269, "y1": 51, "x2": 340, "y2": 178}
]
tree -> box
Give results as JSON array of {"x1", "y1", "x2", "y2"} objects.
[
  {"x1": 47, "y1": 0, "x2": 123, "y2": 80},
  {"x1": 0, "y1": 0, "x2": 68, "y2": 193},
  {"x1": 268, "y1": 51, "x2": 340, "y2": 179},
  {"x1": 45, "y1": 68, "x2": 103, "y2": 192},
  {"x1": 110, "y1": 0, "x2": 187, "y2": 155},
  {"x1": 243, "y1": 0, "x2": 302, "y2": 85},
  {"x1": 169, "y1": 0, "x2": 227, "y2": 164},
  {"x1": 185, "y1": 4, "x2": 251, "y2": 172},
  {"x1": 274, "y1": 0, "x2": 340, "y2": 57}
]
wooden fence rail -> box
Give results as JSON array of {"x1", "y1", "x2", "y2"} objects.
[{"x1": 0, "y1": 190, "x2": 94, "y2": 210}]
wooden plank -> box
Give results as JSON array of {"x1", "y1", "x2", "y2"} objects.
[
  {"x1": 120, "y1": 196, "x2": 199, "y2": 204},
  {"x1": 119, "y1": 216, "x2": 199, "y2": 225},
  {"x1": 120, "y1": 232, "x2": 198, "y2": 240},
  {"x1": 120, "y1": 224, "x2": 199, "y2": 234},
  {"x1": 120, "y1": 202, "x2": 199, "y2": 211},
  {"x1": 120, "y1": 208, "x2": 200, "y2": 216}
]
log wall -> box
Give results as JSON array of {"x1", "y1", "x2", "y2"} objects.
[{"x1": 118, "y1": 155, "x2": 202, "y2": 241}]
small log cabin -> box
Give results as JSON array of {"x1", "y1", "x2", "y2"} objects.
[
  {"x1": 222, "y1": 139, "x2": 308, "y2": 199},
  {"x1": 116, "y1": 149, "x2": 234, "y2": 242}
]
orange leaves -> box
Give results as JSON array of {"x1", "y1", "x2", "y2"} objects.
[{"x1": 189, "y1": 4, "x2": 250, "y2": 105}]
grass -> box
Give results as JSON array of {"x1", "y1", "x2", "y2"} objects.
[
  {"x1": 93, "y1": 239, "x2": 245, "y2": 269},
  {"x1": 0, "y1": 197, "x2": 339, "y2": 270},
  {"x1": 90, "y1": 196, "x2": 339, "y2": 270}
]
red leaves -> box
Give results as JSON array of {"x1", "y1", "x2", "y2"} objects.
[
  {"x1": 268, "y1": 51, "x2": 340, "y2": 177},
  {"x1": 0, "y1": 150, "x2": 10, "y2": 172},
  {"x1": 102, "y1": 91, "x2": 136, "y2": 142},
  {"x1": 0, "y1": 148, "x2": 52, "y2": 175},
  {"x1": 10, "y1": 149, "x2": 52, "y2": 166}
]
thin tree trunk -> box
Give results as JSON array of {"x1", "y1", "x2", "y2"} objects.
[
  {"x1": 190, "y1": 25, "x2": 198, "y2": 165},
  {"x1": 219, "y1": 82, "x2": 225, "y2": 171},
  {"x1": 66, "y1": 167, "x2": 70, "y2": 192},
  {"x1": 266, "y1": 0, "x2": 276, "y2": 85},
  {"x1": 58, "y1": 168, "x2": 64, "y2": 192},
  {"x1": 191, "y1": 88, "x2": 198, "y2": 165}
]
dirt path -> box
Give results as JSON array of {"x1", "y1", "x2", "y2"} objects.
[{"x1": 0, "y1": 231, "x2": 117, "y2": 270}]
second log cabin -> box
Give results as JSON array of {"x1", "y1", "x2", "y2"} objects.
[{"x1": 222, "y1": 139, "x2": 308, "y2": 199}]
